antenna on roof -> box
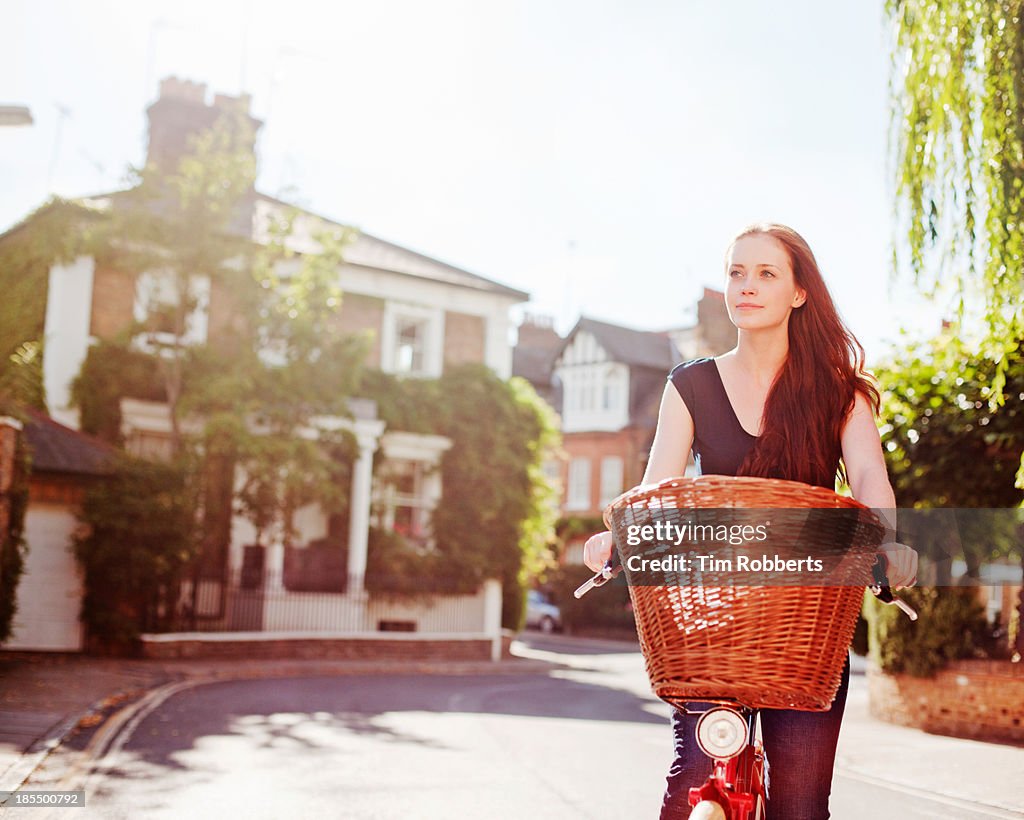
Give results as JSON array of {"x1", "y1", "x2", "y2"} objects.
[{"x1": 239, "y1": 0, "x2": 253, "y2": 93}]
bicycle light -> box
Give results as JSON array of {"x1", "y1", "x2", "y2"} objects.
[{"x1": 695, "y1": 708, "x2": 748, "y2": 760}]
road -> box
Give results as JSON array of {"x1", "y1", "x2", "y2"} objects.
[{"x1": 23, "y1": 635, "x2": 1024, "y2": 819}]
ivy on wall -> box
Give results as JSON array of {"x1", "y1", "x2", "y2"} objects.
[
  {"x1": 71, "y1": 341, "x2": 167, "y2": 444},
  {"x1": 357, "y1": 364, "x2": 561, "y2": 629},
  {"x1": 68, "y1": 346, "x2": 561, "y2": 633},
  {"x1": 74, "y1": 455, "x2": 198, "y2": 652},
  {"x1": 0, "y1": 406, "x2": 30, "y2": 645},
  {"x1": 0, "y1": 199, "x2": 98, "y2": 406}
]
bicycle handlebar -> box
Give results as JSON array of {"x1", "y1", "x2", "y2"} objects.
[{"x1": 574, "y1": 549, "x2": 918, "y2": 621}]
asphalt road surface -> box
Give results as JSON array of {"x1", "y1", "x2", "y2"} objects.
[{"x1": 47, "y1": 636, "x2": 1024, "y2": 819}]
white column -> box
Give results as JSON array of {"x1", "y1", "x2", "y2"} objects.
[
  {"x1": 265, "y1": 539, "x2": 285, "y2": 591},
  {"x1": 43, "y1": 256, "x2": 96, "y2": 429},
  {"x1": 347, "y1": 420, "x2": 385, "y2": 594},
  {"x1": 483, "y1": 578, "x2": 503, "y2": 662}
]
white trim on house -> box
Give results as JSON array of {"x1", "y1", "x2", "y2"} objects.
[
  {"x1": 556, "y1": 331, "x2": 630, "y2": 433},
  {"x1": 380, "y1": 300, "x2": 446, "y2": 378},
  {"x1": 252, "y1": 198, "x2": 521, "y2": 379},
  {"x1": 375, "y1": 431, "x2": 453, "y2": 551},
  {"x1": 599, "y1": 456, "x2": 624, "y2": 507},
  {"x1": 566, "y1": 457, "x2": 592, "y2": 511},
  {"x1": 43, "y1": 255, "x2": 95, "y2": 429},
  {"x1": 132, "y1": 270, "x2": 211, "y2": 352}
]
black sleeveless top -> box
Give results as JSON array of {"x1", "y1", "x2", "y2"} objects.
[{"x1": 668, "y1": 357, "x2": 836, "y2": 490}]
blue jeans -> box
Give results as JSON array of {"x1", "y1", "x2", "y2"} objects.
[{"x1": 659, "y1": 655, "x2": 850, "y2": 820}]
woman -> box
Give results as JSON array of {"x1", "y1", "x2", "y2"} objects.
[{"x1": 582, "y1": 223, "x2": 916, "y2": 820}]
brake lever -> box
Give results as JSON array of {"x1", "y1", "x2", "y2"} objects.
[
  {"x1": 869, "y1": 554, "x2": 918, "y2": 621},
  {"x1": 574, "y1": 551, "x2": 623, "y2": 599}
]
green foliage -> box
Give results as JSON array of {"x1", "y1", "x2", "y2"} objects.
[
  {"x1": 864, "y1": 586, "x2": 994, "y2": 677},
  {"x1": 887, "y1": 0, "x2": 1024, "y2": 389},
  {"x1": 0, "y1": 403, "x2": 30, "y2": 644},
  {"x1": 189, "y1": 206, "x2": 368, "y2": 549},
  {"x1": 0, "y1": 198, "x2": 96, "y2": 405},
  {"x1": 91, "y1": 108, "x2": 258, "y2": 453},
  {"x1": 71, "y1": 341, "x2": 166, "y2": 443},
  {"x1": 877, "y1": 333, "x2": 1024, "y2": 583},
  {"x1": 879, "y1": 332, "x2": 1024, "y2": 508},
  {"x1": 432, "y1": 365, "x2": 560, "y2": 629},
  {"x1": 365, "y1": 526, "x2": 461, "y2": 601},
  {"x1": 74, "y1": 456, "x2": 198, "y2": 651},
  {"x1": 360, "y1": 365, "x2": 561, "y2": 628},
  {"x1": 0, "y1": 342, "x2": 46, "y2": 412}
]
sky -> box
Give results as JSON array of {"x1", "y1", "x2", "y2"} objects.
[{"x1": 3, "y1": 0, "x2": 953, "y2": 362}]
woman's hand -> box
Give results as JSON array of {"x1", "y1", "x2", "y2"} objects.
[
  {"x1": 879, "y1": 542, "x2": 918, "y2": 590},
  {"x1": 583, "y1": 531, "x2": 615, "y2": 572}
]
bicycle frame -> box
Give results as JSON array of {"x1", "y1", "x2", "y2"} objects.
[{"x1": 684, "y1": 703, "x2": 765, "y2": 820}]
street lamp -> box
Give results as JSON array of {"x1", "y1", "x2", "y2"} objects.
[{"x1": 0, "y1": 105, "x2": 33, "y2": 126}]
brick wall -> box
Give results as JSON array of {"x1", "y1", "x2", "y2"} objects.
[
  {"x1": 335, "y1": 293, "x2": 384, "y2": 367},
  {"x1": 207, "y1": 278, "x2": 248, "y2": 351},
  {"x1": 89, "y1": 265, "x2": 136, "y2": 339},
  {"x1": 561, "y1": 430, "x2": 640, "y2": 517},
  {"x1": 868, "y1": 660, "x2": 1024, "y2": 743},
  {"x1": 444, "y1": 310, "x2": 486, "y2": 368}
]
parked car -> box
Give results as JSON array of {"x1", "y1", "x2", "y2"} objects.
[{"x1": 525, "y1": 590, "x2": 563, "y2": 633}]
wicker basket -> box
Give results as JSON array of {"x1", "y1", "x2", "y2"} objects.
[{"x1": 602, "y1": 475, "x2": 884, "y2": 712}]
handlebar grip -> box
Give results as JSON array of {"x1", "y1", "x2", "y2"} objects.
[
  {"x1": 870, "y1": 554, "x2": 918, "y2": 621},
  {"x1": 574, "y1": 550, "x2": 622, "y2": 598}
]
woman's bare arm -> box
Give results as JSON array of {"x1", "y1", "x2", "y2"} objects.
[
  {"x1": 641, "y1": 382, "x2": 695, "y2": 486},
  {"x1": 841, "y1": 391, "x2": 917, "y2": 587}
]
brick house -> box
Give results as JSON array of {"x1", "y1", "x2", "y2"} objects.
[
  {"x1": 513, "y1": 290, "x2": 736, "y2": 564},
  {"x1": 0, "y1": 78, "x2": 527, "y2": 652}
]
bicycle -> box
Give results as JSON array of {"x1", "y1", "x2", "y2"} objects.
[{"x1": 574, "y1": 477, "x2": 918, "y2": 820}]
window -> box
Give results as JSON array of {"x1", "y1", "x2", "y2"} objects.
[
  {"x1": 382, "y1": 303, "x2": 443, "y2": 377},
  {"x1": 396, "y1": 317, "x2": 427, "y2": 373},
  {"x1": 566, "y1": 458, "x2": 592, "y2": 511},
  {"x1": 376, "y1": 458, "x2": 434, "y2": 551},
  {"x1": 602, "y1": 366, "x2": 620, "y2": 411},
  {"x1": 600, "y1": 456, "x2": 624, "y2": 507},
  {"x1": 133, "y1": 271, "x2": 210, "y2": 352}
]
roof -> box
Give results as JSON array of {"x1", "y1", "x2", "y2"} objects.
[
  {"x1": 557, "y1": 316, "x2": 680, "y2": 371},
  {"x1": 6, "y1": 189, "x2": 530, "y2": 303},
  {"x1": 23, "y1": 410, "x2": 116, "y2": 477},
  {"x1": 254, "y1": 193, "x2": 529, "y2": 302},
  {"x1": 513, "y1": 346, "x2": 560, "y2": 386}
]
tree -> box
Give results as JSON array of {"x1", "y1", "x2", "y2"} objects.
[
  {"x1": 191, "y1": 207, "x2": 369, "y2": 551},
  {"x1": 877, "y1": 329, "x2": 1024, "y2": 653},
  {"x1": 92, "y1": 105, "x2": 257, "y2": 455},
  {"x1": 887, "y1": 1, "x2": 1024, "y2": 406}
]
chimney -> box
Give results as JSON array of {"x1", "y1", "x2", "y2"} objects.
[
  {"x1": 517, "y1": 314, "x2": 562, "y2": 350},
  {"x1": 145, "y1": 76, "x2": 262, "y2": 177},
  {"x1": 697, "y1": 287, "x2": 737, "y2": 355}
]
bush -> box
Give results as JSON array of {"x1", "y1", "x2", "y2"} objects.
[
  {"x1": 544, "y1": 563, "x2": 636, "y2": 636},
  {"x1": 365, "y1": 526, "x2": 472, "y2": 602},
  {"x1": 864, "y1": 586, "x2": 994, "y2": 677},
  {"x1": 74, "y1": 456, "x2": 197, "y2": 652}
]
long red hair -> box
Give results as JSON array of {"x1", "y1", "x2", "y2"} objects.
[{"x1": 729, "y1": 223, "x2": 880, "y2": 488}]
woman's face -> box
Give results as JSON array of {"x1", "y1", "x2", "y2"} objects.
[{"x1": 724, "y1": 233, "x2": 807, "y2": 331}]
